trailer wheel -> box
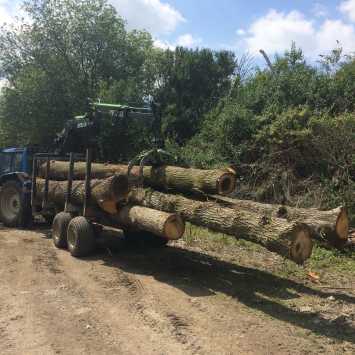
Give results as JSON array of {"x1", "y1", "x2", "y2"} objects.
[
  {"x1": 52, "y1": 212, "x2": 72, "y2": 249},
  {"x1": 0, "y1": 180, "x2": 31, "y2": 228},
  {"x1": 67, "y1": 216, "x2": 96, "y2": 257},
  {"x1": 44, "y1": 214, "x2": 54, "y2": 225}
]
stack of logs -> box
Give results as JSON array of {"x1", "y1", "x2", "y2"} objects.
[{"x1": 38, "y1": 161, "x2": 350, "y2": 264}]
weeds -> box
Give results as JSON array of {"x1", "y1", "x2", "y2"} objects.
[{"x1": 181, "y1": 224, "x2": 355, "y2": 282}]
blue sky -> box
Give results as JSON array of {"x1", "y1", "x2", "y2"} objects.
[
  {"x1": 157, "y1": 0, "x2": 339, "y2": 46},
  {"x1": 113, "y1": 0, "x2": 355, "y2": 59},
  {"x1": 163, "y1": 1, "x2": 343, "y2": 46},
  {"x1": 1, "y1": 0, "x2": 355, "y2": 59}
]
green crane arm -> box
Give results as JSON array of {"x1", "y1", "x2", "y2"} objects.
[
  {"x1": 91, "y1": 102, "x2": 130, "y2": 110},
  {"x1": 90, "y1": 101, "x2": 151, "y2": 113}
]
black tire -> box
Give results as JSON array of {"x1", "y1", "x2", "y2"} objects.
[
  {"x1": 44, "y1": 215, "x2": 54, "y2": 225},
  {"x1": 0, "y1": 180, "x2": 31, "y2": 228},
  {"x1": 52, "y1": 212, "x2": 72, "y2": 249},
  {"x1": 125, "y1": 231, "x2": 169, "y2": 248},
  {"x1": 67, "y1": 216, "x2": 96, "y2": 257}
]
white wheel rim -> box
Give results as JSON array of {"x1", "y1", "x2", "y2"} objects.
[{"x1": 1, "y1": 187, "x2": 20, "y2": 221}]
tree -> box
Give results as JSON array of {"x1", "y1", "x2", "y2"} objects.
[
  {"x1": 153, "y1": 47, "x2": 236, "y2": 144},
  {"x1": 0, "y1": 0, "x2": 155, "y2": 151}
]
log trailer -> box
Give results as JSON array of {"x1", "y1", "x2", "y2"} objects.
[
  {"x1": 0, "y1": 100, "x2": 174, "y2": 256},
  {"x1": 1, "y1": 101, "x2": 346, "y2": 264}
]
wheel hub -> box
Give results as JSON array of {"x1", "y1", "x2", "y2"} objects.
[{"x1": 1, "y1": 187, "x2": 21, "y2": 221}]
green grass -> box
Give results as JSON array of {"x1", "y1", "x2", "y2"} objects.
[
  {"x1": 181, "y1": 223, "x2": 355, "y2": 281},
  {"x1": 183, "y1": 223, "x2": 263, "y2": 253},
  {"x1": 308, "y1": 245, "x2": 355, "y2": 273}
]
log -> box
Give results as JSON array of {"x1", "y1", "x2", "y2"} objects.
[
  {"x1": 207, "y1": 195, "x2": 349, "y2": 248},
  {"x1": 112, "y1": 205, "x2": 185, "y2": 240},
  {"x1": 129, "y1": 189, "x2": 313, "y2": 264},
  {"x1": 35, "y1": 175, "x2": 129, "y2": 214},
  {"x1": 39, "y1": 161, "x2": 236, "y2": 196}
]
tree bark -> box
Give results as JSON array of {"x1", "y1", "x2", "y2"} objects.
[
  {"x1": 112, "y1": 205, "x2": 185, "y2": 240},
  {"x1": 39, "y1": 161, "x2": 236, "y2": 195},
  {"x1": 207, "y1": 195, "x2": 349, "y2": 248},
  {"x1": 129, "y1": 189, "x2": 313, "y2": 264},
  {"x1": 35, "y1": 175, "x2": 129, "y2": 214}
]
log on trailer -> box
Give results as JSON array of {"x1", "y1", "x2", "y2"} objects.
[
  {"x1": 35, "y1": 175, "x2": 129, "y2": 214},
  {"x1": 208, "y1": 195, "x2": 349, "y2": 248},
  {"x1": 111, "y1": 205, "x2": 185, "y2": 240},
  {"x1": 39, "y1": 161, "x2": 236, "y2": 196},
  {"x1": 129, "y1": 189, "x2": 313, "y2": 264}
]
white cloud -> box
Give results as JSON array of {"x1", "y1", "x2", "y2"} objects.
[
  {"x1": 153, "y1": 38, "x2": 175, "y2": 50},
  {"x1": 153, "y1": 33, "x2": 202, "y2": 50},
  {"x1": 312, "y1": 3, "x2": 328, "y2": 18},
  {"x1": 316, "y1": 19, "x2": 355, "y2": 53},
  {"x1": 176, "y1": 33, "x2": 201, "y2": 47},
  {"x1": 236, "y1": 29, "x2": 246, "y2": 36},
  {"x1": 0, "y1": 1, "x2": 15, "y2": 25},
  {"x1": 339, "y1": 0, "x2": 355, "y2": 22},
  {"x1": 111, "y1": 0, "x2": 185, "y2": 35},
  {"x1": 0, "y1": 0, "x2": 30, "y2": 26},
  {"x1": 240, "y1": 9, "x2": 355, "y2": 58},
  {"x1": 0, "y1": 78, "x2": 9, "y2": 91},
  {"x1": 244, "y1": 10, "x2": 315, "y2": 55}
]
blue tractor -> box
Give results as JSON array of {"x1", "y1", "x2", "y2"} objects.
[
  {"x1": 0, "y1": 147, "x2": 32, "y2": 227},
  {"x1": 0, "y1": 100, "x2": 165, "y2": 230}
]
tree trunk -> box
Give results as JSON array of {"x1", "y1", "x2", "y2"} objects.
[
  {"x1": 207, "y1": 195, "x2": 349, "y2": 248},
  {"x1": 129, "y1": 189, "x2": 313, "y2": 264},
  {"x1": 40, "y1": 161, "x2": 236, "y2": 195},
  {"x1": 35, "y1": 175, "x2": 129, "y2": 214},
  {"x1": 112, "y1": 205, "x2": 185, "y2": 240}
]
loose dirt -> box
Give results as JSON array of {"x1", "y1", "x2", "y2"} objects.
[{"x1": 0, "y1": 225, "x2": 354, "y2": 354}]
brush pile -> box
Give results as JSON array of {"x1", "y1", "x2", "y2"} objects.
[{"x1": 40, "y1": 161, "x2": 350, "y2": 264}]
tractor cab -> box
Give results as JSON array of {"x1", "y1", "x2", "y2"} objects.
[{"x1": 0, "y1": 147, "x2": 31, "y2": 176}]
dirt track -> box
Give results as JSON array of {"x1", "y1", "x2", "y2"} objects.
[{"x1": 0, "y1": 225, "x2": 354, "y2": 355}]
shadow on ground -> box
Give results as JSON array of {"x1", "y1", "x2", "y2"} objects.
[
  {"x1": 87, "y1": 238, "x2": 355, "y2": 344},
  {"x1": 4, "y1": 224, "x2": 354, "y2": 344}
]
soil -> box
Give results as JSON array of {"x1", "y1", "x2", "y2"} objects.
[{"x1": 0, "y1": 224, "x2": 354, "y2": 354}]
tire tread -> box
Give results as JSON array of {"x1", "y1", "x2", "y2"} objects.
[{"x1": 67, "y1": 216, "x2": 96, "y2": 257}]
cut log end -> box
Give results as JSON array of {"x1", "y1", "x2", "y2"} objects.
[
  {"x1": 335, "y1": 207, "x2": 349, "y2": 242},
  {"x1": 217, "y1": 173, "x2": 236, "y2": 195},
  {"x1": 98, "y1": 200, "x2": 118, "y2": 215},
  {"x1": 112, "y1": 205, "x2": 185, "y2": 241},
  {"x1": 111, "y1": 174, "x2": 129, "y2": 200},
  {"x1": 321, "y1": 207, "x2": 350, "y2": 249},
  {"x1": 289, "y1": 226, "x2": 313, "y2": 265},
  {"x1": 164, "y1": 214, "x2": 185, "y2": 240}
]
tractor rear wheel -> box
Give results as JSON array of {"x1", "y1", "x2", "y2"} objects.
[
  {"x1": 52, "y1": 212, "x2": 72, "y2": 249},
  {"x1": 0, "y1": 180, "x2": 31, "y2": 228},
  {"x1": 67, "y1": 216, "x2": 96, "y2": 257}
]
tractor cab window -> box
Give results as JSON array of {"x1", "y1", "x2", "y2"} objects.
[
  {"x1": 13, "y1": 153, "x2": 23, "y2": 172},
  {"x1": 0, "y1": 153, "x2": 12, "y2": 174}
]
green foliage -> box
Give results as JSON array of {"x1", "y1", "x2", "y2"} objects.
[
  {"x1": 0, "y1": 0, "x2": 236, "y2": 160},
  {"x1": 0, "y1": 3, "x2": 353, "y2": 221},
  {"x1": 154, "y1": 47, "x2": 236, "y2": 144},
  {"x1": 308, "y1": 244, "x2": 355, "y2": 272},
  {"x1": 0, "y1": 0, "x2": 156, "y2": 156},
  {"x1": 180, "y1": 45, "x2": 354, "y2": 219},
  {"x1": 0, "y1": 65, "x2": 73, "y2": 146}
]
